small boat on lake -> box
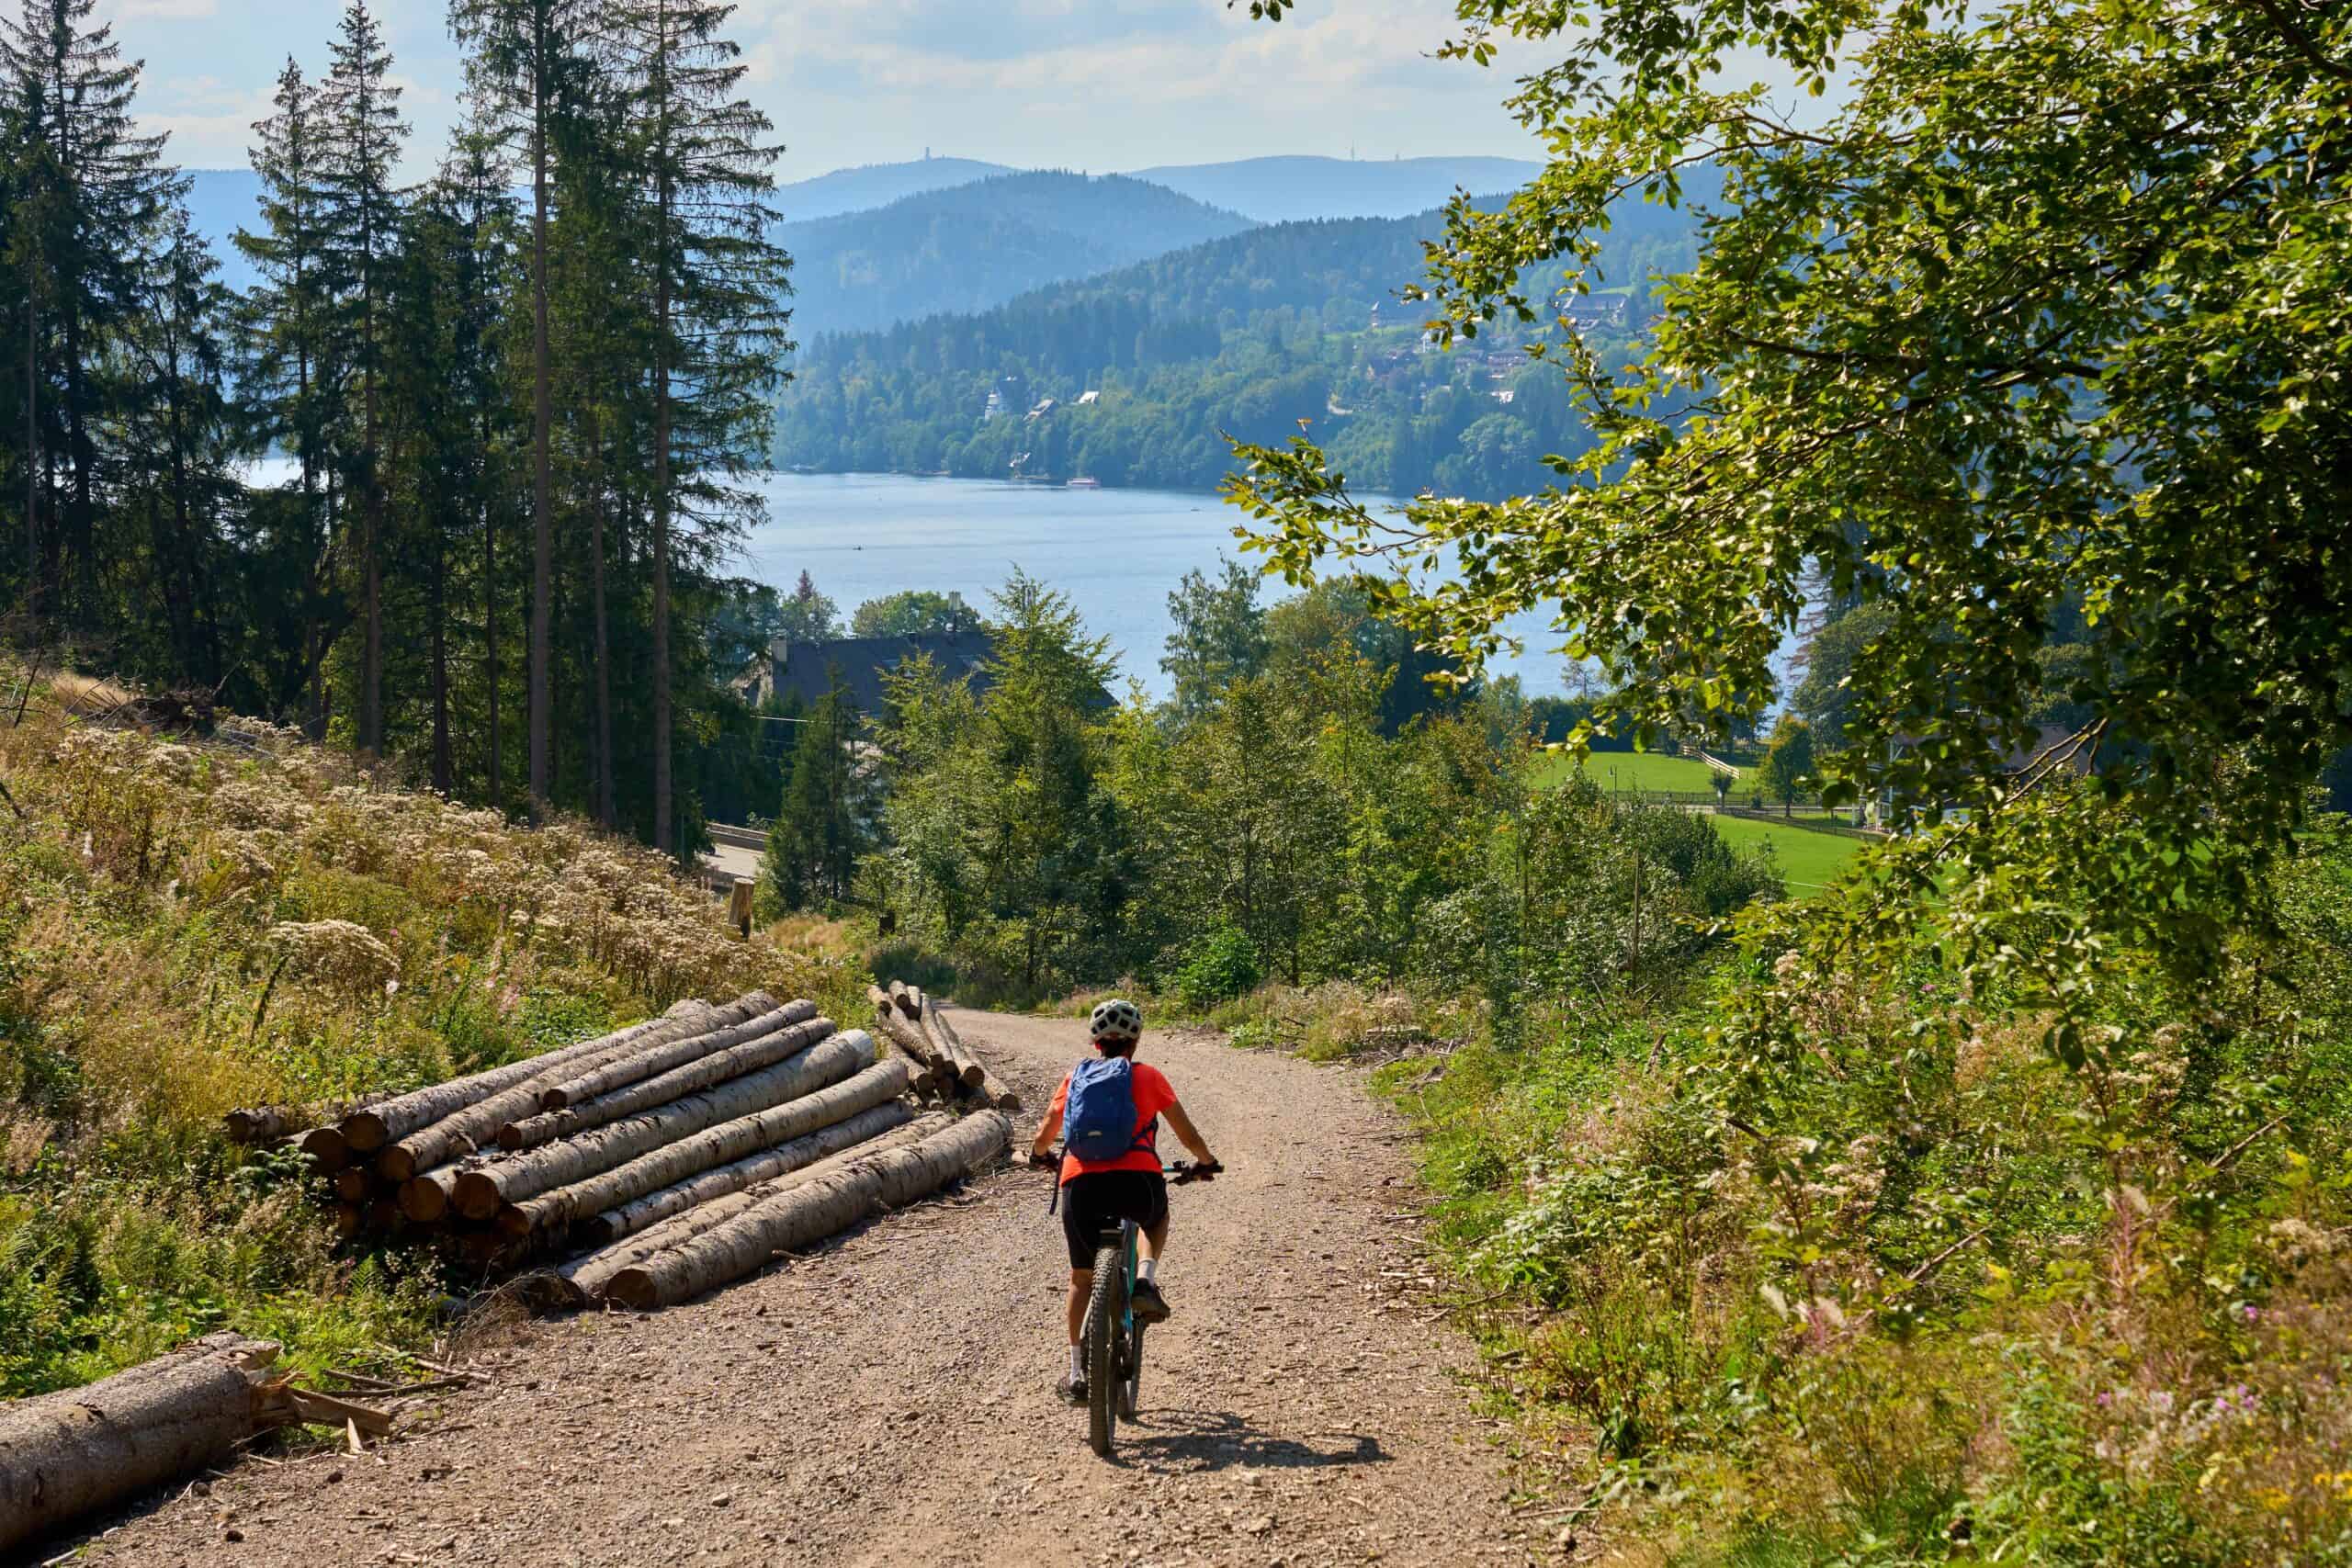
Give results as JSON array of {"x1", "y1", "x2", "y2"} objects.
[{"x1": 1065, "y1": 476, "x2": 1102, "y2": 490}]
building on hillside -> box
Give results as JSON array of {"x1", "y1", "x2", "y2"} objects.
[
  {"x1": 735, "y1": 631, "x2": 997, "y2": 716},
  {"x1": 1872, "y1": 722, "x2": 2096, "y2": 829}
]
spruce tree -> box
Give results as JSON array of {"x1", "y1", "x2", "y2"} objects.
[
  {"x1": 234, "y1": 56, "x2": 339, "y2": 724},
  {"x1": 618, "y1": 0, "x2": 792, "y2": 853},
  {"x1": 762, "y1": 670, "x2": 863, "y2": 909},
  {"x1": 429, "y1": 109, "x2": 518, "y2": 805},
  {"x1": 118, "y1": 203, "x2": 235, "y2": 682},
  {"x1": 0, "y1": 0, "x2": 181, "y2": 619},
  {"x1": 448, "y1": 0, "x2": 594, "y2": 813},
  {"x1": 314, "y1": 0, "x2": 407, "y2": 754}
]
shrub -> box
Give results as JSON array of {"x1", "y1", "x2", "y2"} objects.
[{"x1": 1169, "y1": 925, "x2": 1262, "y2": 1010}]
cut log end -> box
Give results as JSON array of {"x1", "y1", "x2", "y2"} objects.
[
  {"x1": 398, "y1": 1174, "x2": 451, "y2": 1224},
  {"x1": 299, "y1": 1126, "x2": 349, "y2": 1173},
  {"x1": 451, "y1": 1170, "x2": 505, "y2": 1223},
  {"x1": 341, "y1": 1111, "x2": 390, "y2": 1154}
]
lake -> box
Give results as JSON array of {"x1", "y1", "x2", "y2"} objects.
[
  {"x1": 739, "y1": 472, "x2": 1568, "y2": 701},
  {"x1": 239, "y1": 462, "x2": 1572, "y2": 702}
]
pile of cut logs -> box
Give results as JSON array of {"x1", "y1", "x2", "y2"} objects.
[
  {"x1": 226, "y1": 990, "x2": 1012, "y2": 1312},
  {"x1": 865, "y1": 980, "x2": 1022, "y2": 1112}
]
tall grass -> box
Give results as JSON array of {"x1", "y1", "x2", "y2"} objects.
[
  {"x1": 1373, "y1": 828, "x2": 2352, "y2": 1564},
  {"x1": 0, "y1": 671, "x2": 864, "y2": 1394}
]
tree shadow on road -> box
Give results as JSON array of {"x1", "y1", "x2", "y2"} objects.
[{"x1": 1113, "y1": 1406, "x2": 1388, "y2": 1473}]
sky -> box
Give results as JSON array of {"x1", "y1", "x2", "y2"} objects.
[{"x1": 105, "y1": 0, "x2": 1550, "y2": 182}]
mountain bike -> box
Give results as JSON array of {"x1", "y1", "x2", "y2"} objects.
[{"x1": 1034, "y1": 1154, "x2": 1222, "y2": 1457}]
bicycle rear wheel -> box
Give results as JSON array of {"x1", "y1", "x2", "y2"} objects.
[{"x1": 1086, "y1": 1240, "x2": 1123, "y2": 1457}]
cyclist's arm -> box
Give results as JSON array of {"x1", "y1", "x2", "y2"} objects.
[
  {"x1": 1029, "y1": 1102, "x2": 1064, "y2": 1162},
  {"x1": 1161, "y1": 1098, "x2": 1216, "y2": 1167}
]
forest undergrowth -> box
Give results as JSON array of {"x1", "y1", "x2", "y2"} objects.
[
  {"x1": 1317, "y1": 839, "x2": 2352, "y2": 1564},
  {"x1": 0, "y1": 664, "x2": 859, "y2": 1396}
]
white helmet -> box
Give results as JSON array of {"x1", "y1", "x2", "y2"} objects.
[{"x1": 1090, "y1": 998, "x2": 1142, "y2": 1049}]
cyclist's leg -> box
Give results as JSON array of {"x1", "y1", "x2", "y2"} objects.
[
  {"x1": 1065, "y1": 1266, "x2": 1091, "y2": 1346},
  {"x1": 1129, "y1": 1176, "x2": 1174, "y2": 1324},
  {"x1": 1058, "y1": 1178, "x2": 1103, "y2": 1397}
]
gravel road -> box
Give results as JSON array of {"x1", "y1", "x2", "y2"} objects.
[{"x1": 62, "y1": 1011, "x2": 1543, "y2": 1567}]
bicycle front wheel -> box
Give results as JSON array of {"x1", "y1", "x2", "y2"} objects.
[{"x1": 1086, "y1": 1240, "x2": 1124, "y2": 1457}]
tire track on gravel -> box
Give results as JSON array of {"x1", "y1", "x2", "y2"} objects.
[{"x1": 68, "y1": 1012, "x2": 1542, "y2": 1567}]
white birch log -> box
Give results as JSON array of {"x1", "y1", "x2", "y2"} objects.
[
  {"x1": 533, "y1": 1000, "x2": 818, "y2": 1112},
  {"x1": 377, "y1": 994, "x2": 770, "y2": 1182},
  {"x1": 497, "y1": 1015, "x2": 835, "y2": 1154},
  {"x1": 539, "y1": 1109, "x2": 953, "y2": 1307},
  {"x1": 343, "y1": 997, "x2": 718, "y2": 1154},
  {"x1": 487, "y1": 1042, "x2": 896, "y2": 1235},
  {"x1": 605, "y1": 1111, "x2": 1010, "y2": 1309}
]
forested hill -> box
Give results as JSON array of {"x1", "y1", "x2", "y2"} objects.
[
  {"x1": 779, "y1": 172, "x2": 1256, "y2": 335},
  {"x1": 1126, "y1": 153, "x2": 1543, "y2": 220},
  {"x1": 775, "y1": 155, "x2": 1016, "y2": 220},
  {"x1": 773, "y1": 184, "x2": 1706, "y2": 499}
]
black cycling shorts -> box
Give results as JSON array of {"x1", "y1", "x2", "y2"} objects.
[{"x1": 1060, "y1": 1169, "x2": 1169, "y2": 1269}]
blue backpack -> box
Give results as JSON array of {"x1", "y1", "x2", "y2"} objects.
[{"x1": 1063, "y1": 1056, "x2": 1148, "y2": 1164}]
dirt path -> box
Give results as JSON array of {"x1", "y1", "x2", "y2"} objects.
[{"x1": 70, "y1": 1014, "x2": 1540, "y2": 1567}]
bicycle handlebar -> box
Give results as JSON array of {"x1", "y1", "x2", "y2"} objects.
[{"x1": 1024, "y1": 1150, "x2": 1224, "y2": 1183}]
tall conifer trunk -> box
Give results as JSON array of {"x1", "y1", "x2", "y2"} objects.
[
  {"x1": 588, "y1": 413, "x2": 616, "y2": 828},
  {"x1": 483, "y1": 471, "x2": 501, "y2": 804},
  {"x1": 649, "y1": 0, "x2": 673, "y2": 855},
  {"x1": 21, "y1": 297, "x2": 35, "y2": 622},
  {"x1": 527, "y1": 68, "x2": 552, "y2": 812}
]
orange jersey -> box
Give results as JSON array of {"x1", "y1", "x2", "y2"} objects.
[{"x1": 1048, "y1": 1059, "x2": 1176, "y2": 1184}]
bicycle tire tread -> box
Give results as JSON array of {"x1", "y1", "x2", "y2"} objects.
[{"x1": 1086, "y1": 1240, "x2": 1122, "y2": 1456}]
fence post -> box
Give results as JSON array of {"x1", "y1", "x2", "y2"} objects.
[{"x1": 729, "y1": 876, "x2": 753, "y2": 939}]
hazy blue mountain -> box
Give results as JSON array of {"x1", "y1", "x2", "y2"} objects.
[
  {"x1": 1125, "y1": 154, "x2": 1543, "y2": 221},
  {"x1": 184, "y1": 168, "x2": 266, "y2": 294},
  {"x1": 780, "y1": 171, "x2": 1255, "y2": 336},
  {"x1": 774, "y1": 156, "x2": 1015, "y2": 221}
]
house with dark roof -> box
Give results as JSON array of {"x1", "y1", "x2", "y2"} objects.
[{"x1": 735, "y1": 630, "x2": 996, "y2": 716}]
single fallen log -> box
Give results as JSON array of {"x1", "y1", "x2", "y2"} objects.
[
  {"x1": 926, "y1": 1000, "x2": 1022, "y2": 1110},
  {"x1": 343, "y1": 997, "x2": 720, "y2": 1154},
  {"x1": 544, "y1": 1110, "x2": 953, "y2": 1307},
  {"x1": 334, "y1": 1201, "x2": 364, "y2": 1239},
  {"x1": 0, "y1": 1332, "x2": 280, "y2": 1556},
  {"x1": 534, "y1": 999, "x2": 819, "y2": 1112},
  {"x1": 378, "y1": 995, "x2": 769, "y2": 1182},
  {"x1": 496, "y1": 1049, "x2": 904, "y2": 1238},
  {"x1": 886, "y1": 978, "x2": 913, "y2": 1018},
  {"x1": 606, "y1": 1111, "x2": 1011, "y2": 1309},
  {"x1": 223, "y1": 1104, "x2": 300, "y2": 1144},
  {"x1": 498, "y1": 1014, "x2": 836, "y2": 1153},
  {"x1": 865, "y1": 982, "x2": 893, "y2": 1015},
  {"x1": 898, "y1": 984, "x2": 926, "y2": 1021},
  {"x1": 974, "y1": 1072, "x2": 1021, "y2": 1111},
  {"x1": 333, "y1": 1166, "x2": 376, "y2": 1204}
]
